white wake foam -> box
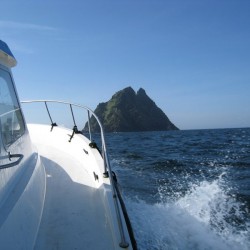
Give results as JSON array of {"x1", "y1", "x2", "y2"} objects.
[{"x1": 126, "y1": 176, "x2": 250, "y2": 250}]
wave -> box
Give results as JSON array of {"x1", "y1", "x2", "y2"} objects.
[{"x1": 125, "y1": 175, "x2": 250, "y2": 250}]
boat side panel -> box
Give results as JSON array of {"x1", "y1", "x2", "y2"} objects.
[
  {"x1": 0, "y1": 47, "x2": 46, "y2": 249},
  {"x1": 0, "y1": 153, "x2": 46, "y2": 250}
]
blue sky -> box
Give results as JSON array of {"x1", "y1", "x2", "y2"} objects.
[{"x1": 1, "y1": 0, "x2": 250, "y2": 129}]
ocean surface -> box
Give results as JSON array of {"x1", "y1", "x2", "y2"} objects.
[{"x1": 105, "y1": 128, "x2": 250, "y2": 250}]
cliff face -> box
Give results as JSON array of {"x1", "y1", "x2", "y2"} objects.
[{"x1": 85, "y1": 87, "x2": 179, "y2": 132}]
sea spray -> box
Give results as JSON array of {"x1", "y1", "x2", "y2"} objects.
[
  {"x1": 125, "y1": 175, "x2": 249, "y2": 250},
  {"x1": 174, "y1": 174, "x2": 250, "y2": 246},
  {"x1": 126, "y1": 199, "x2": 232, "y2": 250}
]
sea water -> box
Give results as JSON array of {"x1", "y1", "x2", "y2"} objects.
[{"x1": 105, "y1": 128, "x2": 250, "y2": 250}]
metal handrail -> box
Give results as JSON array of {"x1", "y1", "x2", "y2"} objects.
[
  {"x1": 21, "y1": 100, "x2": 129, "y2": 248},
  {"x1": 21, "y1": 100, "x2": 107, "y2": 171}
]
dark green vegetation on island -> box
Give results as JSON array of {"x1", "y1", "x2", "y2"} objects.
[{"x1": 85, "y1": 87, "x2": 179, "y2": 132}]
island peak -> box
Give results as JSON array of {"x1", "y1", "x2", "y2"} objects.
[{"x1": 85, "y1": 87, "x2": 178, "y2": 132}]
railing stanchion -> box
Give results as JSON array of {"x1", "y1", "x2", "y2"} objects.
[
  {"x1": 87, "y1": 110, "x2": 92, "y2": 142},
  {"x1": 45, "y1": 101, "x2": 52, "y2": 124},
  {"x1": 44, "y1": 101, "x2": 57, "y2": 131},
  {"x1": 69, "y1": 104, "x2": 77, "y2": 128}
]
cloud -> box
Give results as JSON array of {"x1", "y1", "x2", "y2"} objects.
[
  {"x1": 0, "y1": 20, "x2": 59, "y2": 54},
  {"x1": 0, "y1": 20, "x2": 57, "y2": 32}
]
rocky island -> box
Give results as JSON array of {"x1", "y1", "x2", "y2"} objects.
[{"x1": 85, "y1": 87, "x2": 178, "y2": 132}]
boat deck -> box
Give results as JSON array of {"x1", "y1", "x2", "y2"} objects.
[{"x1": 28, "y1": 124, "x2": 116, "y2": 250}]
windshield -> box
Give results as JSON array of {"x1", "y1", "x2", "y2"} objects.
[{"x1": 0, "y1": 68, "x2": 25, "y2": 148}]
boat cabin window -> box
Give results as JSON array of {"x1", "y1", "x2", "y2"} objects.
[{"x1": 0, "y1": 68, "x2": 25, "y2": 148}]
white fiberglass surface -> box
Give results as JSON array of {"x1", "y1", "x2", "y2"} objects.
[
  {"x1": 27, "y1": 124, "x2": 116, "y2": 249},
  {"x1": 27, "y1": 124, "x2": 102, "y2": 188},
  {"x1": 35, "y1": 156, "x2": 114, "y2": 249}
]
